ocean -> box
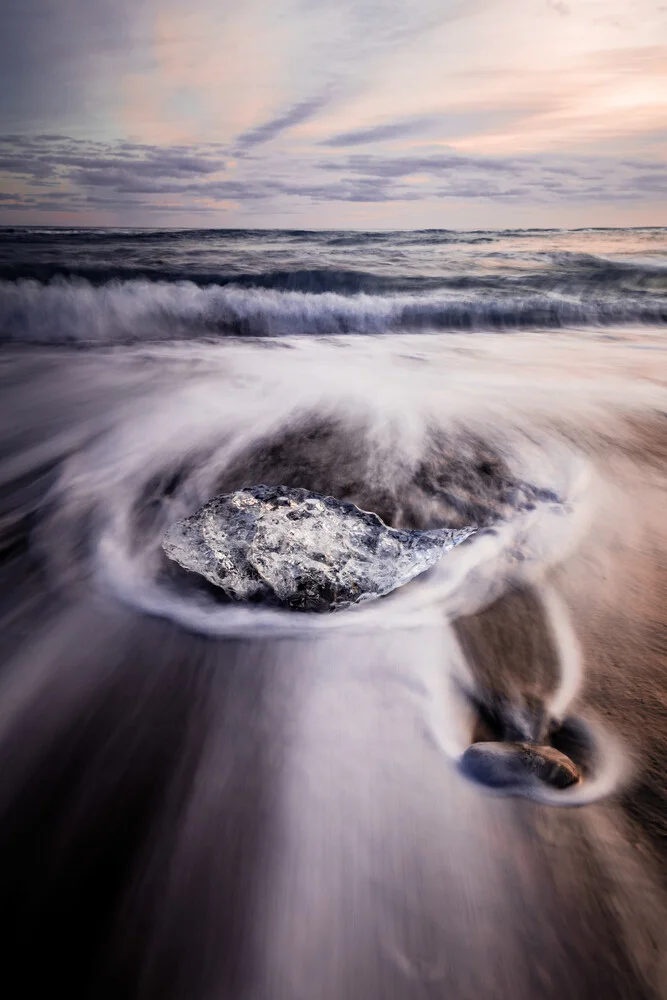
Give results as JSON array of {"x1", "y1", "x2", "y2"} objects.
[
  {"x1": 0, "y1": 226, "x2": 666, "y2": 1000},
  {"x1": 1, "y1": 226, "x2": 666, "y2": 341}
]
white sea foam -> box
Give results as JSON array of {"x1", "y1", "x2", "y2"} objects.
[{"x1": 1, "y1": 275, "x2": 666, "y2": 343}]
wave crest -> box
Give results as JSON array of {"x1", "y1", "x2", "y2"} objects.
[{"x1": 1, "y1": 276, "x2": 666, "y2": 343}]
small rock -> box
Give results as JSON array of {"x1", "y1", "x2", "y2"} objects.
[
  {"x1": 460, "y1": 741, "x2": 580, "y2": 790},
  {"x1": 162, "y1": 485, "x2": 475, "y2": 612}
]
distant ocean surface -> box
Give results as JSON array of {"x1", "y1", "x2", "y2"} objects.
[{"x1": 0, "y1": 226, "x2": 665, "y2": 342}]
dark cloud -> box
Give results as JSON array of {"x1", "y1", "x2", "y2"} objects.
[
  {"x1": 629, "y1": 173, "x2": 667, "y2": 193},
  {"x1": 83, "y1": 196, "x2": 215, "y2": 212},
  {"x1": 185, "y1": 177, "x2": 403, "y2": 204},
  {"x1": 0, "y1": 136, "x2": 228, "y2": 189},
  {"x1": 232, "y1": 3, "x2": 480, "y2": 155},
  {"x1": 321, "y1": 115, "x2": 441, "y2": 147},
  {"x1": 275, "y1": 178, "x2": 403, "y2": 203},
  {"x1": 620, "y1": 159, "x2": 665, "y2": 171},
  {"x1": 542, "y1": 164, "x2": 584, "y2": 177},
  {"x1": 1, "y1": 133, "x2": 664, "y2": 218},
  {"x1": 320, "y1": 153, "x2": 525, "y2": 177},
  {"x1": 236, "y1": 96, "x2": 332, "y2": 149},
  {"x1": 319, "y1": 105, "x2": 527, "y2": 152},
  {"x1": 64, "y1": 155, "x2": 223, "y2": 176},
  {"x1": 435, "y1": 179, "x2": 528, "y2": 200},
  {"x1": 0, "y1": 155, "x2": 57, "y2": 178}
]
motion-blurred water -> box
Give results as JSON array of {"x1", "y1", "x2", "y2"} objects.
[
  {"x1": 1, "y1": 227, "x2": 666, "y2": 999},
  {"x1": 1, "y1": 226, "x2": 666, "y2": 340}
]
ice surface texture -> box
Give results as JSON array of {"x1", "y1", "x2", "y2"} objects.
[{"x1": 163, "y1": 485, "x2": 475, "y2": 612}]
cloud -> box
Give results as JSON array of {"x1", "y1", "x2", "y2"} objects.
[
  {"x1": 235, "y1": 95, "x2": 334, "y2": 149},
  {"x1": 0, "y1": 155, "x2": 57, "y2": 179},
  {"x1": 0, "y1": 135, "x2": 228, "y2": 187},
  {"x1": 320, "y1": 153, "x2": 525, "y2": 177},
  {"x1": 320, "y1": 115, "x2": 442, "y2": 147},
  {"x1": 1, "y1": 0, "x2": 665, "y2": 227},
  {"x1": 1, "y1": 132, "x2": 665, "y2": 223},
  {"x1": 630, "y1": 172, "x2": 667, "y2": 193},
  {"x1": 64, "y1": 154, "x2": 223, "y2": 177}
]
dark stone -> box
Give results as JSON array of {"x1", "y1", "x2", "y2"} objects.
[
  {"x1": 460, "y1": 741, "x2": 581, "y2": 790},
  {"x1": 162, "y1": 485, "x2": 475, "y2": 612}
]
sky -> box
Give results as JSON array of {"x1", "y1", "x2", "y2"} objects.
[{"x1": 0, "y1": 0, "x2": 665, "y2": 228}]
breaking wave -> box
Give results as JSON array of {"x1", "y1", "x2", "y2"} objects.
[{"x1": 1, "y1": 275, "x2": 666, "y2": 343}]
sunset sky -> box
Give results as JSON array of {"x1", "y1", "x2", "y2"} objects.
[{"x1": 1, "y1": 0, "x2": 666, "y2": 228}]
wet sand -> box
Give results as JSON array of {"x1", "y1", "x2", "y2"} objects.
[{"x1": 0, "y1": 329, "x2": 666, "y2": 999}]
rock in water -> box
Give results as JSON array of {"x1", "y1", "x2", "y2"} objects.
[
  {"x1": 162, "y1": 485, "x2": 475, "y2": 612},
  {"x1": 460, "y1": 741, "x2": 580, "y2": 791}
]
